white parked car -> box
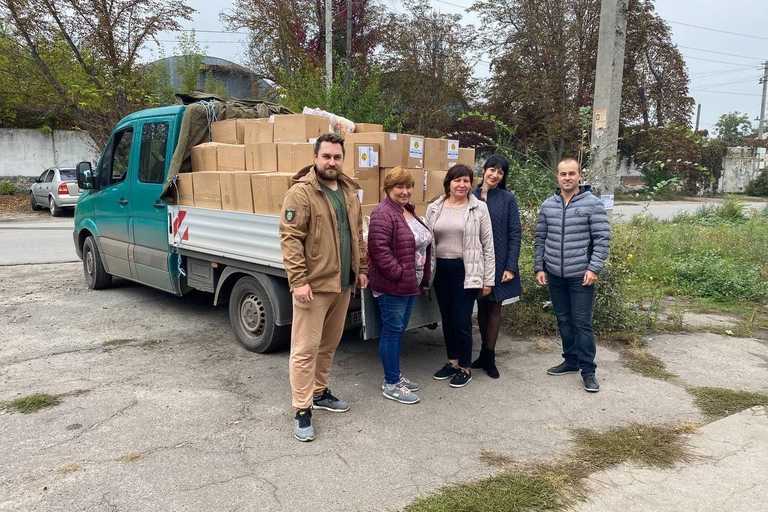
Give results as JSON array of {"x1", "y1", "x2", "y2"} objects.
[{"x1": 30, "y1": 167, "x2": 80, "y2": 216}]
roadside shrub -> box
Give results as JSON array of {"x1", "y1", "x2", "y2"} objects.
[
  {"x1": 672, "y1": 197, "x2": 747, "y2": 225},
  {"x1": 672, "y1": 252, "x2": 768, "y2": 302},
  {"x1": 746, "y1": 170, "x2": 768, "y2": 197},
  {"x1": 0, "y1": 180, "x2": 16, "y2": 195}
]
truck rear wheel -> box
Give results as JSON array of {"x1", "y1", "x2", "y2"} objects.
[
  {"x1": 82, "y1": 236, "x2": 112, "y2": 290},
  {"x1": 228, "y1": 276, "x2": 289, "y2": 353}
]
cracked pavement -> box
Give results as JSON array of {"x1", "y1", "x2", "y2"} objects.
[{"x1": 0, "y1": 263, "x2": 765, "y2": 511}]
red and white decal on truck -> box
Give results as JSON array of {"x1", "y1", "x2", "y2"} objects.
[{"x1": 170, "y1": 208, "x2": 190, "y2": 244}]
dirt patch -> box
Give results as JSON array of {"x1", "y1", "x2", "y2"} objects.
[{"x1": 0, "y1": 195, "x2": 32, "y2": 214}]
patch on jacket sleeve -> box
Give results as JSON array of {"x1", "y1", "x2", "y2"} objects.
[{"x1": 284, "y1": 208, "x2": 297, "y2": 223}]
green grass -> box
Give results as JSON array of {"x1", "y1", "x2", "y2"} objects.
[
  {"x1": 621, "y1": 348, "x2": 677, "y2": 381},
  {"x1": 687, "y1": 387, "x2": 768, "y2": 419},
  {"x1": 405, "y1": 423, "x2": 693, "y2": 511},
  {"x1": 2, "y1": 393, "x2": 61, "y2": 413}
]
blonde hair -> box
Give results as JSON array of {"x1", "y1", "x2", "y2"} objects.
[{"x1": 382, "y1": 166, "x2": 415, "y2": 194}]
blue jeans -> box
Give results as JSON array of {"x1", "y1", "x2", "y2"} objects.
[
  {"x1": 375, "y1": 294, "x2": 416, "y2": 384},
  {"x1": 547, "y1": 273, "x2": 597, "y2": 374}
]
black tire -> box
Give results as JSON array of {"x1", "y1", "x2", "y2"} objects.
[
  {"x1": 82, "y1": 236, "x2": 112, "y2": 290},
  {"x1": 49, "y1": 197, "x2": 62, "y2": 217},
  {"x1": 30, "y1": 193, "x2": 41, "y2": 211},
  {"x1": 228, "y1": 276, "x2": 289, "y2": 353}
]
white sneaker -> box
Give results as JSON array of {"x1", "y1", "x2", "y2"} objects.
[{"x1": 382, "y1": 383, "x2": 420, "y2": 404}]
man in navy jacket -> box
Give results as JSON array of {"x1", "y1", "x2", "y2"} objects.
[{"x1": 534, "y1": 158, "x2": 611, "y2": 392}]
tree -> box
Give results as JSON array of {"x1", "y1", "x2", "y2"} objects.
[
  {"x1": 621, "y1": 0, "x2": 694, "y2": 128},
  {"x1": 277, "y1": 61, "x2": 398, "y2": 129},
  {"x1": 221, "y1": 0, "x2": 381, "y2": 81},
  {"x1": 177, "y1": 31, "x2": 204, "y2": 93},
  {"x1": 378, "y1": 0, "x2": 477, "y2": 136},
  {"x1": 471, "y1": 0, "x2": 692, "y2": 167},
  {"x1": 714, "y1": 111, "x2": 753, "y2": 146},
  {"x1": 1, "y1": 0, "x2": 194, "y2": 143}
]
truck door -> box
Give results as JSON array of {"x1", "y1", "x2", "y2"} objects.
[
  {"x1": 129, "y1": 119, "x2": 175, "y2": 292},
  {"x1": 93, "y1": 127, "x2": 135, "y2": 279}
]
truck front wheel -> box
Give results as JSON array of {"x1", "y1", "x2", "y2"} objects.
[
  {"x1": 228, "y1": 276, "x2": 289, "y2": 353},
  {"x1": 82, "y1": 236, "x2": 112, "y2": 290}
]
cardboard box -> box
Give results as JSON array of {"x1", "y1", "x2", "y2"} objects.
[
  {"x1": 344, "y1": 133, "x2": 423, "y2": 168},
  {"x1": 273, "y1": 114, "x2": 331, "y2": 142},
  {"x1": 192, "y1": 172, "x2": 222, "y2": 209},
  {"x1": 424, "y1": 138, "x2": 460, "y2": 171},
  {"x1": 426, "y1": 170, "x2": 448, "y2": 202},
  {"x1": 217, "y1": 144, "x2": 246, "y2": 172},
  {"x1": 355, "y1": 123, "x2": 384, "y2": 133},
  {"x1": 454, "y1": 147, "x2": 476, "y2": 168},
  {"x1": 242, "y1": 119, "x2": 273, "y2": 144},
  {"x1": 211, "y1": 120, "x2": 239, "y2": 144},
  {"x1": 191, "y1": 143, "x2": 219, "y2": 172},
  {"x1": 220, "y1": 172, "x2": 254, "y2": 213},
  {"x1": 413, "y1": 202, "x2": 427, "y2": 218},
  {"x1": 342, "y1": 143, "x2": 380, "y2": 176},
  {"x1": 277, "y1": 143, "x2": 315, "y2": 173},
  {"x1": 353, "y1": 170, "x2": 380, "y2": 205},
  {"x1": 245, "y1": 143, "x2": 278, "y2": 172},
  {"x1": 251, "y1": 172, "x2": 295, "y2": 214},
  {"x1": 176, "y1": 173, "x2": 194, "y2": 205},
  {"x1": 361, "y1": 204, "x2": 377, "y2": 219},
  {"x1": 379, "y1": 168, "x2": 425, "y2": 203}
]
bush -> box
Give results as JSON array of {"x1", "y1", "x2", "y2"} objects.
[
  {"x1": 0, "y1": 180, "x2": 17, "y2": 195},
  {"x1": 672, "y1": 197, "x2": 747, "y2": 225},
  {"x1": 672, "y1": 252, "x2": 768, "y2": 302},
  {"x1": 746, "y1": 170, "x2": 768, "y2": 196}
]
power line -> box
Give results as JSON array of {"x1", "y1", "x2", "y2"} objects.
[
  {"x1": 667, "y1": 20, "x2": 768, "y2": 41},
  {"x1": 157, "y1": 39, "x2": 247, "y2": 44},
  {"x1": 691, "y1": 89, "x2": 762, "y2": 97},
  {"x1": 677, "y1": 45, "x2": 765, "y2": 61},
  {"x1": 693, "y1": 76, "x2": 764, "y2": 88},
  {"x1": 681, "y1": 54, "x2": 763, "y2": 66},
  {"x1": 689, "y1": 66, "x2": 764, "y2": 79}
]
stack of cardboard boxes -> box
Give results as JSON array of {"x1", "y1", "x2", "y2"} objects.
[
  {"x1": 177, "y1": 115, "x2": 476, "y2": 219},
  {"x1": 177, "y1": 114, "x2": 330, "y2": 213}
]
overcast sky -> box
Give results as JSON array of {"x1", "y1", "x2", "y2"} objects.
[{"x1": 149, "y1": 0, "x2": 768, "y2": 133}]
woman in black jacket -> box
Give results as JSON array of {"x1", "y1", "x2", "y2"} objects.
[{"x1": 472, "y1": 155, "x2": 522, "y2": 378}]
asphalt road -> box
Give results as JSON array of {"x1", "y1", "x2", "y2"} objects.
[{"x1": 0, "y1": 216, "x2": 77, "y2": 266}]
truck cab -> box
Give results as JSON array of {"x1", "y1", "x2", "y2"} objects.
[{"x1": 74, "y1": 105, "x2": 185, "y2": 293}]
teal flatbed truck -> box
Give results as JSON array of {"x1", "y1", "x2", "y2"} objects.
[{"x1": 73, "y1": 104, "x2": 440, "y2": 353}]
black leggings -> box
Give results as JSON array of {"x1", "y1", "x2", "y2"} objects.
[
  {"x1": 477, "y1": 300, "x2": 502, "y2": 351},
  {"x1": 434, "y1": 258, "x2": 479, "y2": 368}
]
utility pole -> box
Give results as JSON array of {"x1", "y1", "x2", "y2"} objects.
[
  {"x1": 325, "y1": 0, "x2": 333, "y2": 91},
  {"x1": 695, "y1": 103, "x2": 701, "y2": 133},
  {"x1": 589, "y1": 0, "x2": 628, "y2": 211},
  {"x1": 758, "y1": 61, "x2": 768, "y2": 140}
]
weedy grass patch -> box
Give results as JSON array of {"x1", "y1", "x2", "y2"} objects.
[
  {"x1": 687, "y1": 387, "x2": 768, "y2": 419},
  {"x1": 2, "y1": 393, "x2": 61, "y2": 414}
]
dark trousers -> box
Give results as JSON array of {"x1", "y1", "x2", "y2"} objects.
[
  {"x1": 547, "y1": 273, "x2": 597, "y2": 374},
  {"x1": 434, "y1": 258, "x2": 479, "y2": 368}
]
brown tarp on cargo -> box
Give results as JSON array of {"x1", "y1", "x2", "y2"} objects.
[{"x1": 161, "y1": 93, "x2": 292, "y2": 201}]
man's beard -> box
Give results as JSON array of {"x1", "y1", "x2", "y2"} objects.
[{"x1": 316, "y1": 166, "x2": 339, "y2": 181}]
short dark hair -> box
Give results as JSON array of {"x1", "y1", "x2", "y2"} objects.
[
  {"x1": 482, "y1": 154, "x2": 509, "y2": 191},
  {"x1": 557, "y1": 157, "x2": 580, "y2": 173},
  {"x1": 314, "y1": 133, "x2": 345, "y2": 156},
  {"x1": 443, "y1": 164, "x2": 474, "y2": 197}
]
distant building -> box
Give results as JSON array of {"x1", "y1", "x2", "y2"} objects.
[{"x1": 151, "y1": 55, "x2": 275, "y2": 100}]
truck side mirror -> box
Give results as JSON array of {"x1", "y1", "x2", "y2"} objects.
[{"x1": 77, "y1": 161, "x2": 96, "y2": 190}]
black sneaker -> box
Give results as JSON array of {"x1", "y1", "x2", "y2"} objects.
[
  {"x1": 312, "y1": 388, "x2": 350, "y2": 412},
  {"x1": 294, "y1": 408, "x2": 315, "y2": 442},
  {"x1": 546, "y1": 361, "x2": 580, "y2": 376},
  {"x1": 433, "y1": 363, "x2": 459, "y2": 380},
  {"x1": 448, "y1": 369, "x2": 472, "y2": 388},
  {"x1": 583, "y1": 374, "x2": 600, "y2": 393}
]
